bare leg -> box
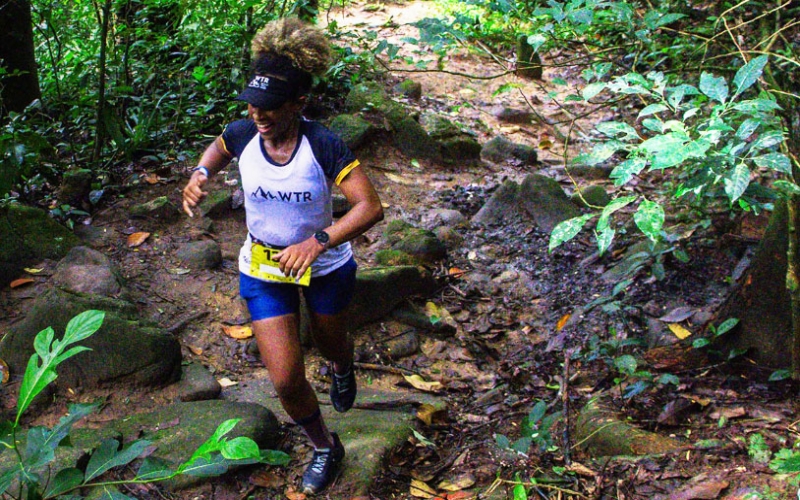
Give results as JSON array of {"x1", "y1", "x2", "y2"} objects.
[
  {"x1": 252, "y1": 314, "x2": 333, "y2": 448},
  {"x1": 310, "y1": 311, "x2": 354, "y2": 375}
]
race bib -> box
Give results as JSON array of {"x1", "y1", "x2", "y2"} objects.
[{"x1": 250, "y1": 243, "x2": 311, "y2": 286}]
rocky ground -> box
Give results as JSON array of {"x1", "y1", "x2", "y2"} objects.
[{"x1": 2, "y1": 1, "x2": 800, "y2": 499}]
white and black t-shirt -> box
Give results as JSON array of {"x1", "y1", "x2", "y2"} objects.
[{"x1": 221, "y1": 119, "x2": 359, "y2": 278}]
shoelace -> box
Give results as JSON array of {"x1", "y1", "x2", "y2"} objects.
[
  {"x1": 310, "y1": 448, "x2": 331, "y2": 474},
  {"x1": 335, "y1": 371, "x2": 352, "y2": 394}
]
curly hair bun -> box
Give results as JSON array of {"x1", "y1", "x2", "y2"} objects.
[{"x1": 251, "y1": 17, "x2": 331, "y2": 77}]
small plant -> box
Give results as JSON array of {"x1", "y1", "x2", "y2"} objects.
[
  {"x1": 0, "y1": 310, "x2": 289, "y2": 499},
  {"x1": 748, "y1": 433, "x2": 772, "y2": 465},
  {"x1": 495, "y1": 400, "x2": 561, "y2": 457}
]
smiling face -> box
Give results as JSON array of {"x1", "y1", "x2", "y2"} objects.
[{"x1": 248, "y1": 98, "x2": 305, "y2": 143}]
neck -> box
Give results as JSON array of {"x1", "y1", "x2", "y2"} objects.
[{"x1": 263, "y1": 119, "x2": 300, "y2": 150}]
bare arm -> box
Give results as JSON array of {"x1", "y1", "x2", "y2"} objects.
[
  {"x1": 182, "y1": 137, "x2": 233, "y2": 217},
  {"x1": 275, "y1": 165, "x2": 384, "y2": 278}
]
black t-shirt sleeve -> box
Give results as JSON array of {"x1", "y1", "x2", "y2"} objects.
[
  {"x1": 220, "y1": 119, "x2": 258, "y2": 158},
  {"x1": 303, "y1": 121, "x2": 359, "y2": 183}
]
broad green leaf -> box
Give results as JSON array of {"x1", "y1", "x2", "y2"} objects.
[
  {"x1": 92, "y1": 485, "x2": 136, "y2": 500},
  {"x1": 666, "y1": 84, "x2": 699, "y2": 108},
  {"x1": 773, "y1": 180, "x2": 800, "y2": 196},
  {"x1": 44, "y1": 467, "x2": 84, "y2": 498},
  {"x1": 634, "y1": 200, "x2": 665, "y2": 241},
  {"x1": 44, "y1": 402, "x2": 102, "y2": 454},
  {"x1": 55, "y1": 346, "x2": 92, "y2": 365},
  {"x1": 657, "y1": 374, "x2": 680, "y2": 386},
  {"x1": 597, "y1": 196, "x2": 637, "y2": 232},
  {"x1": 638, "y1": 103, "x2": 668, "y2": 119},
  {"x1": 699, "y1": 72, "x2": 728, "y2": 103},
  {"x1": 596, "y1": 121, "x2": 640, "y2": 141},
  {"x1": 527, "y1": 33, "x2": 547, "y2": 52},
  {"x1": 715, "y1": 318, "x2": 740, "y2": 336},
  {"x1": 25, "y1": 427, "x2": 56, "y2": 467},
  {"x1": 650, "y1": 145, "x2": 690, "y2": 170},
  {"x1": 260, "y1": 449, "x2": 291, "y2": 466},
  {"x1": 769, "y1": 369, "x2": 791, "y2": 381},
  {"x1": 579, "y1": 141, "x2": 626, "y2": 166},
  {"x1": 527, "y1": 400, "x2": 547, "y2": 424},
  {"x1": 735, "y1": 118, "x2": 760, "y2": 139},
  {"x1": 614, "y1": 354, "x2": 637, "y2": 375},
  {"x1": 85, "y1": 438, "x2": 152, "y2": 481},
  {"x1": 189, "y1": 419, "x2": 241, "y2": 462},
  {"x1": 723, "y1": 163, "x2": 751, "y2": 203},
  {"x1": 641, "y1": 118, "x2": 663, "y2": 133},
  {"x1": 596, "y1": 226, "x2": 615, "y2": 256},
  {"x1": 750, "y1": 130, "x2": 785, "y2": 151},
  {"x1": 733, "y1": 55, "x2": 768, "y2": 95},
  {"x1": 33, "y1": 327, "x2": 54, "y2": 360},
  {"x1": 693, "y1": 338, "x2": 711, "y2": 349},
  {"x1": 582, "y1": 82, "x2": 606, "y2": 101},
  {"x1": 548, "y1": 214, "x2": 594, "y2": 251},
  {"x1": 221, "y1": 437, "x2": 260, "y2": 461},
  {"x1": 64, "y1": 310, "x2": 105, "y2": 345},
  {"x1": 180, "y1": 456, "x2": 229, "y2": 477},
  {"x1": 17, "y1": 356, "x2": 57, "y2": 420},
  {"x1": 732, "y1": 98, "x2": 781, "y2": 113},
  {"x1": 610, "y1": 157, "x2": 647, "y2": 186},
  {"x1": 639, "y1": 132, "x2": 687, "y2": 154},
  {"x1": 137, "y1": 457, "x2": 175, "y2": 481},
  {"x1": 753, "y1": 153, "x2": 791, "y2": 174},
  {"x1": 770, "y1": 448, "x2": 800, "y2": 473},
  {"x1": 0, "y1": 467, "x2": 19, "y2": 495}
]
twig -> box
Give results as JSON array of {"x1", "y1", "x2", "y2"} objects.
[
  {"x1": 563, "y1": 348, "x2": 573, "y2": 466},
  {"x1": 165, "y1": 310, "x2": 209, "y2": 334},
  {"x1": 354, "y1": 361, "x2": 417, "y2": 376}
]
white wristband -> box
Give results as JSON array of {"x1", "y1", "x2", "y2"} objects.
[{"x1": 194, "y1": 166, "x2": 209, "y2": 177}]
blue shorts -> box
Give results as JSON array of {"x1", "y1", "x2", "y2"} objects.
[{"x1": 240, "y1": 257, "x2": 357, "y2": 321}]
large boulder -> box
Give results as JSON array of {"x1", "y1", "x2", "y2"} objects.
[
  {"x1": 480, "y1": 135, "x2": 538, "y2": 166},
  {"x1": 420, "y1": 113, "x2": 481, "y2": 165},
  {"x1": 0, "y1": 204, "x2": 79, "y2": 286},
  {"x1": 51, "y1": 246, "x2": 125, "y2": 297},
  {"x1": 0, "y1": 287, "x2": 182, "y2": 391},
  {"x1": 328, "y1": 114, "x2": 376, "y2": 150},
  {"x1": 472, "y1": 174, "x2": 581, "y2": 232}
]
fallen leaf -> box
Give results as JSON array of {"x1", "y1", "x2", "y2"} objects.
[
  {"x1": 709, "y1": 406, "x2": 746, "y2": 420},
  {"x1": 285, "y1": 492, "x2": 306, "y2": 500},
  {"x1": 437, "y1": 473, "x2": 475, "y2": 491},
  {"x1": 167, "y1": 268, "x2": 191, "y2": 275},
  {"x1": 538, "y1": 133, "x2": 553, "y2": 150},
  {"x1": 188, "y1": 345, "x2": 203, "y2": 355},
  {"x1": 10, "y1": 278, "x2": 34, "y2": 289},
  {"x1": 0, "y1": 358, "x2": 9, "y2": 384},
  {"x1": 658, "y1": 307, "x2": 695, "y2": 323},
  {"x1": 425, "y1": 301, "x2": 443, "y2": 325},
  {"x1": 385, "y1": 172, "x2": 418, "y2": 185},
  {"x1": 217, "y1": 377, "x2": 238, "y2": 388},
  {"x1": 142, "y1": 173, "x2": 160, "y2": 184},
  {"x1": 500, "y1": 125, "x2": 521, "y2": 134},
  {"x1": 567, "y1": 462, "x2": 596, "y2": 477},
  {"x1": 444, "y1": 492, "x2": 477, "y2": 500},
  {"x1": 410, "y1": 479, "x2": 436, "y2": 498},
  {"x1": 556, "y1": 313, "x2": 571, "y2": 331},
  {"x1": 222, "y1": 325, "x2": 253, "y2": 340},
  {"x1": 448, "y1": 267, "x2": 466, "y2": 278},
  {"x1": 249, "y1": 469, "x2": 284, "y2": 488},
  {"x1": 668, "y1": 478, "x2": 729, "y2": 500},
  {"x1": 403, "y1": 374, "x2": 444, "y2": 393},
  {"x1": 23, "y1": 268, "x2": 44, "y2": 274},
  {"x1": 416, "y1": 403, "x2": 448, "y2": 425},
  {"x1": 668, "y1": 323, "x2": 692, "y2": 339},
  {"x1": 127, "y1": 232, "x2": 151, "y2": 248}
]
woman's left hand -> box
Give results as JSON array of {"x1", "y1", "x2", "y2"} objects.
[{"x1": 273, "y1": 237, "x2": 325, "y2": 280}]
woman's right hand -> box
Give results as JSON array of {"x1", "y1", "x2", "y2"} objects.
[{"x1": 182, "y1": 170, "x2": 209, "y2": 217}]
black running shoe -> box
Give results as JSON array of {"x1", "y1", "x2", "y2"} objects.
[
  {"x1": 330, "y1": 365, "x2": 357, "y2": 413},
  {"x1": 301, "y1": 433, "x2": 345, "y2": 495}
]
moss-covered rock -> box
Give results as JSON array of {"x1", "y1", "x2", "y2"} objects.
[
  {"x1": 129, "y1": 196, "x2": 179, "y2": 222},
  {"x1": 393, "y1": 116, "x2": 441, "y2": 162},
  {"x1": 392, "y1": 231, "x2": 447, "y2": 264},
  {"x1": 0, "y1": 287, "x2": 181, "y2": 391},
  {"x1": 0, "y1": 203, "x2": 79, "y2": 286},
  {"x1": 328, "y1": 114, "x2": 375, "y2": 150},
  {"x1": 59, "y1": 168, "x2": 93, "y2": 205},
  {"x1": 393, "y1": 79, "x2": 422, "y2": 99},
  {"x1": 384, "y1": 219, "x2": 416, "y2": 244},
  {"x1": 175, "y1": 240, "x2": 222, "y2": 269},
  {"x1": 375, "y1": 249, "x2": 421, "y2": 266},
  {"x1": 198, "y1": 189, "x2": 233, "y2": 218},
  {"x1": 572, "y1": 185, "x2": 611, "y2": 208},
  {"x1": 480, "y1": 135, "x2": 538, "y2": 166}
]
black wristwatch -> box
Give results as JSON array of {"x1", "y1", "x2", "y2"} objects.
[{"x1": 313, "y1": 230, "x2": 330, "y2": 251}]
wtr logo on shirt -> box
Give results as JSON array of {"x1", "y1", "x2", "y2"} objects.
[
  {"x1": 251, "y1": 186, "x2": 312, "y2": 203},
  {"x1": 248, "y1": 76, "x2": 270, "y2": 90}
]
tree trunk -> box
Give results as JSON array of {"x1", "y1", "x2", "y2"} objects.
[
  {"x1": 92, "y1": 0, "x2": 112, "y2": 161},
  {"x1": 0, "y1": 0, "x2": 41, "y2": 116},
  {"x1": 717, "y1": 201, "x2": 792, "y2": 368}
]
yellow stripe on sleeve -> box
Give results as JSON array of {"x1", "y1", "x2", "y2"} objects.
[
  {"x1": 334, "y1": 160, "x2": 360, "y2": 186},
  {"x1": 218, "y1": 136, "x2": 232, "y2": 157}
]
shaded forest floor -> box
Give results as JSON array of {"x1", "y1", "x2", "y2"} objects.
[{"x1": 2, "y1": 1, "x2": 800, "y2": 498}]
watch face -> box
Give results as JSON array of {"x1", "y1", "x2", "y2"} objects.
[{"x1": 314, "y1": 231, "x2": 330, "y2": 244}]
